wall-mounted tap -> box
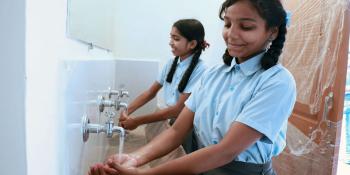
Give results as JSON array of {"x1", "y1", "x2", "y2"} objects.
[
  {"x1": 81, "y1": 114, "x2": 125, "y2": 142},
  {"x1": 97, "y1": 95, "x2": 116, "y2": 113},
  {"x1": 82, "y1": 87, "x2": 129, "y2": 142},
  {"x1": 116, "y1": 100, "x2": 128, "y2": 111},
  {"x1": 97, "y1": 95, "x2": 128, "y2": 113},
  {"x1": 107, "y1": 87, "x2": 129, "y2": 99}
]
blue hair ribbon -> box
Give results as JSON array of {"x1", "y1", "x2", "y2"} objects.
[{"x1": 286, "y1": 11, "x2": 292, "y2": 27}]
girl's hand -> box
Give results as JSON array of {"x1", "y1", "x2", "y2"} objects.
[
  {"x1": 88, "y1": 163, "x2": 118, "y2": 175},
  {"x1": 106, "y1": 161, "x2": 140, "y2": 175},
  {"x1": 119, "y1": 111, "x2": 139, "y2": 130},
  {"x1": 119, "y1": 111, "x2": 128, "y2": 123},
  {"x1": 105, "y1": 154, "x2": 138, "y2": 168}
]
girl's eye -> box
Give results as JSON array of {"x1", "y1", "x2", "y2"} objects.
[
  {"x1": 241, "y1": 25, "x2": 255, "y2": 31},
  {"x1": 170, "y1": 36, "x2": 180, "y2": 41},
  {"x1": 224, "y1": 22, "x2": 231, "y2": 28}
]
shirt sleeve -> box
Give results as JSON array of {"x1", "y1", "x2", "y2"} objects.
[
  {"x1": 235, "y1": 73, "x2": 296, "y2": 144},
  {"x1": 156, "y1": 60, "x2": 171, "y2": 85},
  {"x1": 184, "y1": 66, "x2": 208, "y2": 112},
  {"x1": 183, "y1": 62, "x2": 207, "y2": 94}
]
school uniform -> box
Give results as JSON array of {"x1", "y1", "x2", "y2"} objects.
[
  {"x1": 157, "y1": 54, "x2": 207, "y2": 106},
  {"x1": 185, "y1": 53, "x2": 297, "y2": 175},
  {"x1": 145, "y1": 54, "x2": 206, "y2": 155}
]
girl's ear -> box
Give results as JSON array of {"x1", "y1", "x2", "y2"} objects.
[
  {"x1": 188, "y1": 40, "x2": 198, "y2": 50},
  {"x1": 270, "y1": 27, "x2": 279, "y2": 41}
]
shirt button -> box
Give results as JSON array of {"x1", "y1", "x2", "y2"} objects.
[{"x1": 235, "y1": 65, "x2": 240, "y2": 71}]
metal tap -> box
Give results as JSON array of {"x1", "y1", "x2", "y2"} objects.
[
  {"x1": 97, "y1": 95, "x2": 128, "y2": 113},
  {"x1": 97, "y1": 95, "x2": 116, "y2": 113},
  {"x1": 81, "y1": 114, "x2": 125, "y2": 142},
  {"x1": 116, "y1": 100, "x2": 128, "y2": 111},
  {"x1": 107, "y1": 87, "x2": 129, "y2": 99}
]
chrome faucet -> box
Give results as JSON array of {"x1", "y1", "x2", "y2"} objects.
[
  {"x1": 81, "y1": 113, "x2": 125, "y2": 142},
  {"x1": 107, "y1": 87, "x2": 129, "y2": 99},
  {"x1": 97, "y1": 95, "x2": 128, "y2": 113},
  {"x1": 81, "y1": 87, "x2": 129, "y2": 142},
  {"x1": 97, "y1": 95, "x2": 116, "y2": 113}
]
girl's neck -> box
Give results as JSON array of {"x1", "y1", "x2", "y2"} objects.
[
  {"x1": 236, "y1": 50, "x2": 265, "y2": 64},
  {"x1": 179, "y1": 53, "x2": 193, "y2": 61}
]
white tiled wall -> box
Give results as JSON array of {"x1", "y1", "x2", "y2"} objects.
[{"x1": 60, "y1": 59, "x2": 158, "y2": 175}]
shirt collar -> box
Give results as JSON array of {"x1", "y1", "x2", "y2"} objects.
[
  {"x1": 223, "y1": 53, "x2": 264, "y2": 76},
  {"x1": 177, "y1": 54, "x2": 194, "y2": 68}
]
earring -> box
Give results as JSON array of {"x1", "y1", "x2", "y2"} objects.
[{"x1": 265, "y1": 38, "x2": 273, "y2": 52}]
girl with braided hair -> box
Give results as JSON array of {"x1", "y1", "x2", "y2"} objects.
[
  {"x1": 119, "y1": 19, "x2": 208, "y2": 153},
  {"x1": 89, "y1": 0, "x2": 296, "y2": 174}
]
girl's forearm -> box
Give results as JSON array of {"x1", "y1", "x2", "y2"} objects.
[
  {"x1": 134, "y1": 104, "x2": 183, "y2": 125},
  {"x1": 128, "y1": 91, "x2": 157, "y2": 114},
  {"x1": 142, "y1": 144, "x2": 234, "y2": 175}
]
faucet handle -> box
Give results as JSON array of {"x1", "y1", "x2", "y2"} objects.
[
  {"x1": 108, "y1": 87, "x2": 120, "y2": 99},
  {"x1": 97, "y1": 95, "x2": 105, "y2": 112},
  {"x1": 119, "y1": 90, "x2": 129, "y2": 98},
  {"x1": 97, "y1": 95, "x2": 116, "y2": 113},
  {"x1": 117, "y1": 101, "x2": 128, "y2": 112}
]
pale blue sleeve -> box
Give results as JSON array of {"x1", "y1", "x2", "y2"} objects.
[
  {"x1": 235, "y1": 73, "x2": 296, "y2": 144},
  {"x1": 185, "y1": 66, "x2": 208, "y2": 112},
  {"x1": 184, "y1": 87, "x2": 197, "y2": 112},
  {"x1": 183, "y1": 61, "x2": 207, "y2": 94},
  {"x1": 156, "y1": 60, "x2": 171, "y2": 85}
]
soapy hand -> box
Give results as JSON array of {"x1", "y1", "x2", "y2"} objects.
[
  {"x1": 88, "y1": 154, "x2": 138, "y2": 175},
  {"x1": 88, "y1": 163, "x2": 118, "y2": 175},
  {"x1": 105, "y1": 154, "x2": 138, "y2": 168},
  {"x1": 119, "y1": 111, "x2": 139, "y2": 130},
  {"x1": 106, "y1": 160, "x2": 140, "y2": 175}
]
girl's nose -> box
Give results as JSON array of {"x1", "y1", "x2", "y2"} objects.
[
  {"x1": 227, "y1": 26, "x2": 239, "y2": 40},
  {"x1": 169, "y1": 40, "x2": 174, "y2": 47}
]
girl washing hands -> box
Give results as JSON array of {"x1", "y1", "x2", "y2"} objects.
[{"x1": 89, "y1": 0, "x2": 296, "y2": 174}]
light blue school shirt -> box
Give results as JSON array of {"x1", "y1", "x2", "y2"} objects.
[
  {"x1": 185, "y1": 53, "x2": 296, "y2": 164},
  {"x1": 157, "y1": 55, "x2": 206, "y2": 106}
]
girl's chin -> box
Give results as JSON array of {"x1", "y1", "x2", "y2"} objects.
[{"x1": 228, "y1": 50, "x2": 244, "y2": 58}]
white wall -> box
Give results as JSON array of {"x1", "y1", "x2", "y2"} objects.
[
  {"x1": 25, "y1": 0, "x2": 114, "y2": 175},
  {"x1": 0, "y1": 0, "x2": 27, "y2": 175},
  {"x1": 113, "y1": 0, "x2": 227, "y2": 68}
]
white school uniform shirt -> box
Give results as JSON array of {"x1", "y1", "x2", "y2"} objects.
[
  {"x1": 185, "y1": 53, "x2": 296, "y2": 164},
  {"x1": 157, "y1": 54, "x2": 207, "y2": 106}
]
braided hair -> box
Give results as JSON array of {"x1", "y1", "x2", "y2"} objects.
[
  {"x1": 166, "y1": 19, "x2": 207, "y2": 92},
  {"x1": 219, "y1": 0, "x2": 287, "y2": 70}
]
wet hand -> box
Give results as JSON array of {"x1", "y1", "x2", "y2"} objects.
[
  {"x1": 119, "y1": 111, "x2": 129, "y2": 123},
  {"x1": 88, "y1": 163, "x2": 118, "y2": 175},
  {"x1": 119, "y1": 113, "x2": 139, "y2": 130},
  {"x1": 105, "y1": 154, "x2": 138, "y2": 168},
  {"x1": 106, "y1": 161, "x2": 140, "y2": 175}
]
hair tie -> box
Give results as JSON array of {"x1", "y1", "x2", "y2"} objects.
[
  {"x1": 201, "y1": 40, "x2": 210, "y2": 50},
  {"x1": 286, "y1": 11, "x2": 292, "y2": 27}
]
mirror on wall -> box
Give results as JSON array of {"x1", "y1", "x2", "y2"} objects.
[
  {"x1": 66, "y1": 0, "x2": 116, "y2": 51},
  {"x1": 65, "y1": 0, "x2": 226, "y2": 67}
]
